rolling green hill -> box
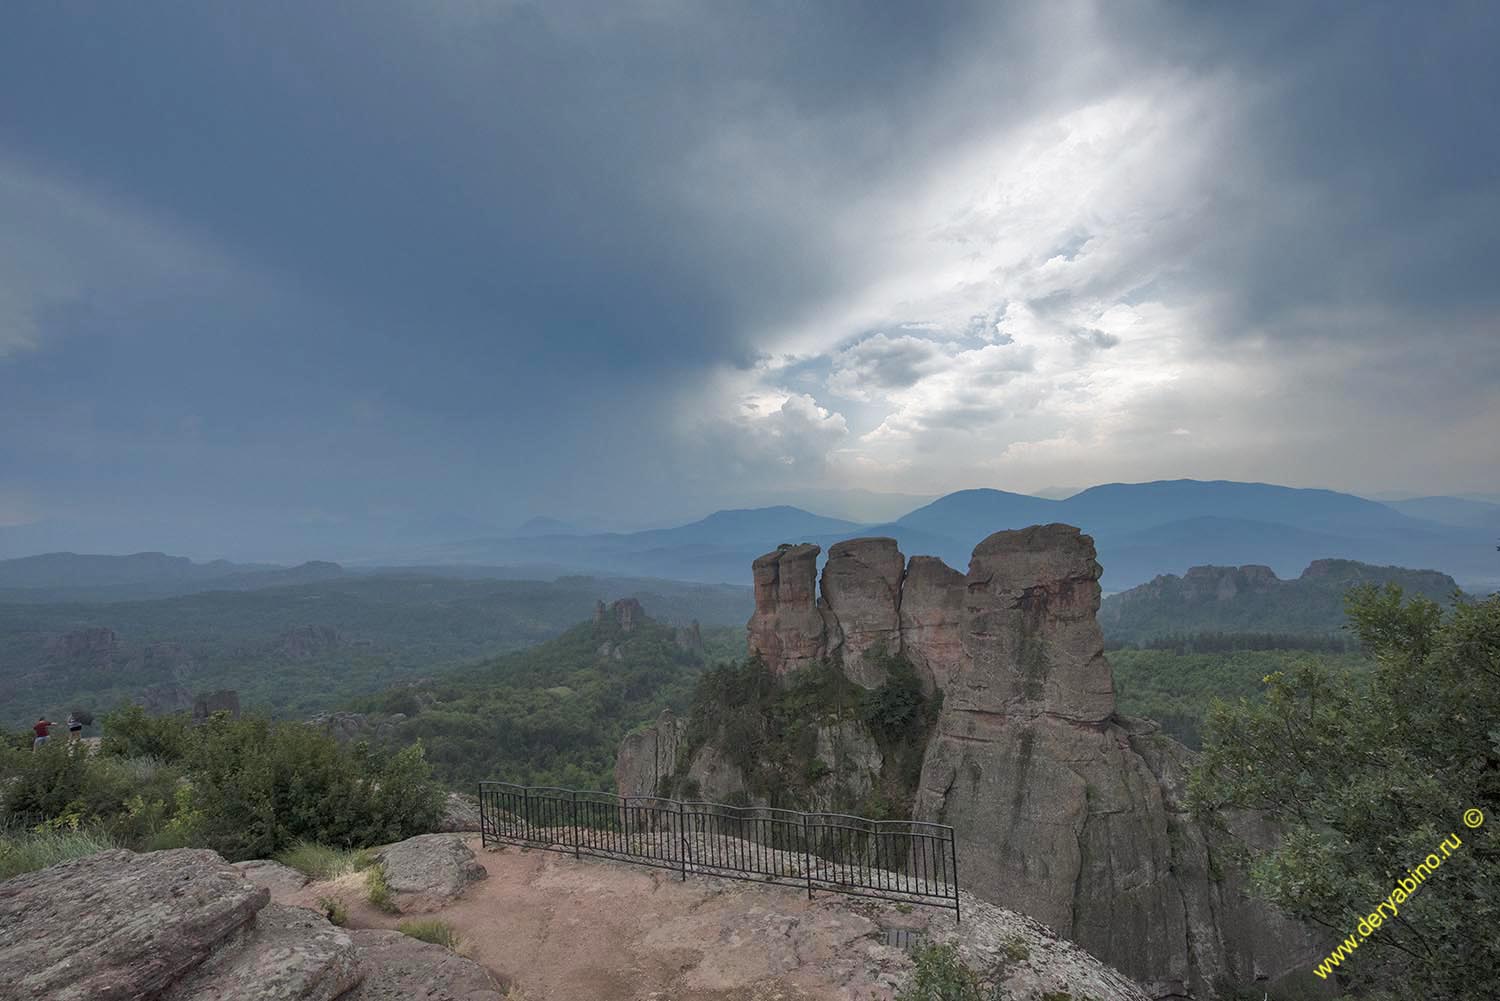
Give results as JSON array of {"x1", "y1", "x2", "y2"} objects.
[{"x1": 0, "y1": 574, "x2": 751, "y2": 727}]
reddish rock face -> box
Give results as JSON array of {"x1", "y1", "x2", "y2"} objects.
[
  {"x1": 819, "y1": 537, "x2": 905, "y2": 687},
  {"x1": 898, "y1": 556, "x2": 966, "y2": 691},
  {"x1": 747, "y1": 543, "x2": 830, "y2": 674}
]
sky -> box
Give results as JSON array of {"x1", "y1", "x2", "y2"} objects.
[{"x1": 2, "y1": 1, "x2": 1498, "y2": 560}]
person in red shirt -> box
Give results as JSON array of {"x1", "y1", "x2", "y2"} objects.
[{"x1": 32, "y1": 717, "x2": 53, "y2": 751}]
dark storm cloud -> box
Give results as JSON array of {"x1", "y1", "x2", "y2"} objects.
[{"x1": 1, "y1": 1, "x2": 1497, "y2": 558}]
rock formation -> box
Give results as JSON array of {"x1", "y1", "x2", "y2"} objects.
[
  {"x1": 0, "y1": 846, "x2": 504, "y2": 1000},
  {"x1": 673, "y1": 620, "x2": 705, "y2": 655},
  {"x1": 715, "y1": 526, "x2": 1319, "y2": 998},
  {"x1": 615, "y1": 709, "x2": 686, "y2": 798},
  {"x1": 747, "y1": 543, "x2": 829, "y2": 674}
]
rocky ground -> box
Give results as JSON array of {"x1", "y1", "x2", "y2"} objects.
[
  {"x1": 273, "y1": 836, "x2": 1149, "y2": 1001},
  {"x1": 2, "y1": 830, "x2": 1149, "y2": 1000}
]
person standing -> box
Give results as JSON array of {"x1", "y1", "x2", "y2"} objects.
[
  {"x1": 32, "y1": 717, "x2": 54, "y2": 751},
  {"x1": 67, "y1": 713, "x2": 83, "y2": 744}
]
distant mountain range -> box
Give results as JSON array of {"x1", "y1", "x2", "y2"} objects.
[{"x1": 3, "y1": 480, "x2": 1497, "y2": 596}]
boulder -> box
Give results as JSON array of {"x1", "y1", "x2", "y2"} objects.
[
  {"x1": 344, "y1": 929, "x2": 506, "y2": 1000},
  {"x1": 435, "y1": 792, "x2": 482, "y2": 833},
  {"x1": 819, "y1": 537, "x2": 905, "y2": 688},
  {"x1": 163, "y1": 903, "x2": 362, "y2": 1001},
  {"x1": 0, "y1": 848, "x2": 266, "y2": 1000},
  {"x1": 233, "y1": 858, "x2": 312, "y2": 894},
  {"x1": 747, "y1": 543, "x2": 830, "y2": 675},
  {"x1": 371, "y1": 834, "x2": 487, "y2": 911}
]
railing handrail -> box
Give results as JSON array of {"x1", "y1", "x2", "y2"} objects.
[{"x1": 477, "y1": 779, "x2": 960, "y2": 921}]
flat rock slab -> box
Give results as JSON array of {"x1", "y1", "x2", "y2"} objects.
[
  {"x1": 0, "y1": 848, "x2": 267, "y2": 1001},
  {"x1": 234, "y1": 859, "x2": 312, "y2": 894},
  {"x1": 165, "y1": 903, "x2": 362, "y2": 1001},
  {"x1": 345, "y1": 929, "x2": 505, "y2": 1000},
  {"x1": 373, "y1": 834, "x2": 487, "y2": 911}
]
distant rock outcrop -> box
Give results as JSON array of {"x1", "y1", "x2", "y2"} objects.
[
  {"x1": 673, "y1": 620, "x2": 705, "y2": 655},
  {"x1": 1099, "y1": 557, "x2": 1462, "y2": 643},
  {"x1": 0, "y1": 846, "x2": 503, "y2": 1000},
  {"x1": 278, "y1": 625, "x2": 343, "y2": 659},
  {"x1": 44, "y1": 626, "x2": 119, "y2": 671},
  {"x1": 655, "y1": 525, "x2": 1321, "y2": 998}
]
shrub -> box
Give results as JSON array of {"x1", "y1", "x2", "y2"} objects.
[
  {"x1": 397, "y1": 918, "x2": 460, "y2": 949},
  {"x1": 316, "y1": 895, "x2": 349, "y2": 926},
  {"x1": 366, "y1": 864, "x2": 399, "y2": 913}
]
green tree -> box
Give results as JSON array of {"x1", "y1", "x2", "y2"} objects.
[{"x1": 1190, "y1": 585, "x2": 1500, "y2": 999}]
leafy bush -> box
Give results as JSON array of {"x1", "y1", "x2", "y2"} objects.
[
  {"x1": 397, "y1": 918, "x2": 460, "y2": 949},
  {"x1": 1191, "y1": 586, "x2": 1500, "y2": 997},
  {"x1": 0, "y1": 825, "x2": 117, "y2": 882},
  {"x1": 897, "y1": 943, "x2": 998, "y2": 1001},
  {"x1": 0, "y1": 711, "x2": 444, "y2": 862}
]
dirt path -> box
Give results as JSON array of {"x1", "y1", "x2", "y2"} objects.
[{"x1": 283, "y1": 837, "x2": 927, "y2": 1000}]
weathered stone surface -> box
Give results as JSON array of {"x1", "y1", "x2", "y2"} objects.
[
  {"x1": 615, "y1": 709, "x2": 685, "y2": 799},
  {"x1": 372, "y1": 834, "x2": 488, "y2": 911},
  {"x1": 959, "y1": 524, "x2": 1115, "y2": 723},
  {"x1": 820, "y1": 537, "x2": 906, "y2": 688},
  {"x1": 898, "y1": 555, "x2": 966, "y2": 691},
  {"x1": 747, "y1": 543, "x2": 831, "y2": 675},
  {"x1": 684, "y1": 741, "x2": 748, "y2": 803},
  {"x1": 233, "y1": 858, "x2": 312, "y2": 894},
  {"x1": 809, "y1": 721, "x2": 883, "y2": 809},
  {"x1": 913, "y1": 525, "x2": 1316, "y2": 997},
  {"x1": 435, "y1": 792, "x2": 482, "y2": 833},
  {"x1": 0, "y1": 848, "x2": 266, "y2": 1000},
  {"x1": 344, "y1": 929, "x2": 505, "y2": 1001},
  {"x1": 163, "y1": 903, "x2": 362, "y2": 1001}
]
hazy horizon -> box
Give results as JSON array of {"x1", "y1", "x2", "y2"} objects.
[{"x1": 4, "y1": 3, "x2": 1498, "y2": 561}]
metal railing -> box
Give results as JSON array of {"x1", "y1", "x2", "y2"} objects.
[{"x1": 478, "y1": 781, "x2": 960, "y2": 920}]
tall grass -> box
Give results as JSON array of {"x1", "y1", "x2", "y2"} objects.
[
  {"x1": 0, "y1": 827, "x2": 117, "y2": 882},
  {"x1": 397, "y1": 918, "x2": 460, "y2": 950},
  {"x1": 275, "y1": 841, "x2": 375, "y2": 881}
]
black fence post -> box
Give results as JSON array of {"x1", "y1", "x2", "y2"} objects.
[
  {"x1": 522, "y1": 786, "x2": 531, "y2": 840},
  {"x1": 803, "y1": 813, "x2": 813, "y2": 901},
  {"x1": 478, "y1": 784, "x2": 487, "y2": 848},
  {"x1": 950, "y1": 832, "x2": 961, "y2": 924},
  {"x1": 571, "y1": 789, "x2": 581, "y2": 859},
  {"x1": 678, "y1": 799, "x2": 687, "y2": 882}
]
